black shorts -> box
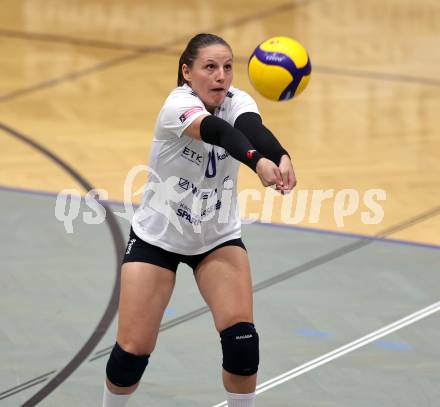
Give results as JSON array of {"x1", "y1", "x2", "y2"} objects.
[{"x1": 122, "y1": 228, "x2": 246, "y2": 272}]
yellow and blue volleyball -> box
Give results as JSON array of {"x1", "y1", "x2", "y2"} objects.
[{"x1": 248, "y1": 36, "x2": 311, "y2": 101}]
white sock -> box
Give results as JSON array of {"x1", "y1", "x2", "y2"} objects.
[
  {"x1": 226, "y1": 391, "x2": 256, "y2": 407},
  {"x1": 102, "y1": 382, "x2": 131, "y2": 407}
]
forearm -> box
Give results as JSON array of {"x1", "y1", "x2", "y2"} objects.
[
  {"x1": 234, "y1": 112, "x2": 289, "y2": 165},
  {"x1": 200, "y1": 115, "x2": 263, "y2": 172}
]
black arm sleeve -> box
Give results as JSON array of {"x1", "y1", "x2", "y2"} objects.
[
  {"x1": 200, "y1": 115, "x2": 264, "y2": 172},
  {"x1": 234, "y1": 112, "x2": 289, "y2": 165}
]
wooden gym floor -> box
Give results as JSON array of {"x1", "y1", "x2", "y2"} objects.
[{"x1": 0, "y1": 0, "x2": 439, "y2": 406}]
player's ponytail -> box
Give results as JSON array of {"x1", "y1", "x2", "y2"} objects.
[{"x1": 177, "y1": 33, "x2": 232, "y2": 86}]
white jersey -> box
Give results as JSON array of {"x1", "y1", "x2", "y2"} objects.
[{"x1": 132, "y1": 84, "x2": 259, "y2": 255}]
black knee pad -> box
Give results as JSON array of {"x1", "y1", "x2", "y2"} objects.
[
  {"x1": 220, "y1": 322, "x2": 259, "y2": 376},
  {"x1": 106, "y1": 342, "x2": 150, "y2": 387}
]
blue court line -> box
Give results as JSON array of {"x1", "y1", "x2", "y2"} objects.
[
  {"x1": 1, "y1": 184, "x2": 439, "y2": 251},
  {"x1": 295, "y1": 327, "x2": 333, "y2": 339},
  {"x1": 373, "y1": 340, "x2": 413, "y2": 351}
]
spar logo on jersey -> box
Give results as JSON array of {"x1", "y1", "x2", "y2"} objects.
[
  {"x1": 179, "y1": 106, "x2": 204, "y2": 123},
  {"x1": 176, "y1": 200, "x2": 222, "y2": 226}
]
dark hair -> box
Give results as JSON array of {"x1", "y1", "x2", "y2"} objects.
[{"x1": 177, "y1": 33, "x2": 232, "y2": 86}]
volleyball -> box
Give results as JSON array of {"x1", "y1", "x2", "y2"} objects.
[{"x1": 248, "y1": 36, "x2": 311, "y2": 101}]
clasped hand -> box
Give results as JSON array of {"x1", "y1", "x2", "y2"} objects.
[{"x1": 256, "y1": 155, "x2": 296, "y2": 194}]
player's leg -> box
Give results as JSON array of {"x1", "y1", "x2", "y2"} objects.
[
  {"x1": 194, "y1": 244, "x2": 258, "y2": 406},
  {"x1": 103, "y1": 261, "x2": 176, "y2": 406}
]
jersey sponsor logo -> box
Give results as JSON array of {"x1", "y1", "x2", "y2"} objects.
[
  {"x1": 196, "y1": 186, "x2": 218, "y2": 200},
  {"x1": 205, "y1": 148, "x2": 217, "y2": 178},
  {"x1": 179, "y1": 106, "x2": 204, "y2": 123},
  {"x1": 226, "y1": 90, "x2": 234, "y2": 98},
  {"x1": 178, "y1": 177, "x2": 218, "y2": 200},
  {"x1": 200, "y1": 200, "x2": 222, "y2": 217},
  {"x1": 181, "y1": 146, "x2": 203, "y2": 166},
  {"x1": 176, "y1": 208, "x2": 201, "y2": 226},
  {"x1": 176, "y1": 200, "x2": 222, "y2": 225},
  {"x1": 178, "y1": 177, "x2": 190, "y2": 190},
  {"x1": 216, "y1": 151, "x2": 229, "y2": 161}
]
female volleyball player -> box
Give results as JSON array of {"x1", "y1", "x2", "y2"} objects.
[{"x1": 102, "y1": 33, "x2": 296, "y2": 407}]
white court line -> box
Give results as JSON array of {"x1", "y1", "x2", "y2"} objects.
[{"x1": 212, "y1": 301, "x2": 440, "y2": 407}]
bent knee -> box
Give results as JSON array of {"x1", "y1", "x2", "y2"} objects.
[
  {"x1": 116, "y1": 336, "x2": 155, "y2": 356},
  {"x1": 215, "y1": 314, "x2": 253, "y2": 334},
  {"x1": 106, "y1": 342, "x2": 150, "y2": 387},
  {"x1": 220, "y1": 322, "x2": 259, "y2": 376}
]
